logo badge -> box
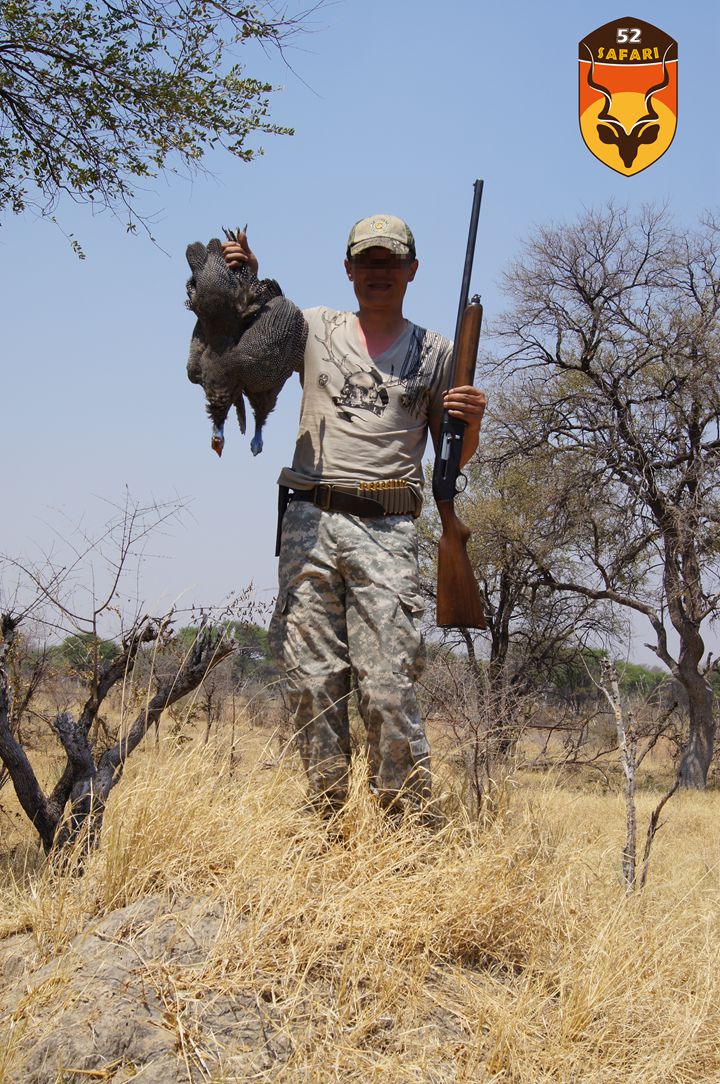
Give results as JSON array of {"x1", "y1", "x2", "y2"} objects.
[{"x1": 579, "y1": 18, "x2": 677, "y2": 175}]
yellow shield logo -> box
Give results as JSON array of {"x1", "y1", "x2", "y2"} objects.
[{"x1": 579, "y1": 17, "x2": 677, "y2": 175}]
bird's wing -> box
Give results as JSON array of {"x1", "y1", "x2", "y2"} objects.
[
  {"x1": 256, "y1": 297, "x2": 308, "y2": 377},
  {"x1": 187, "y1": 321, "x2": 205, "y2": 385}
]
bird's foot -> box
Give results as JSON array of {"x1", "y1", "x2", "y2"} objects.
[
  {"x1": 250, "y1": 431, "x2": 264, "y2": 456},
  {"x1": 222, "y1": 224, "x2": 248, "y2": 243},
  {"x1": 211, "y1": 425, "x2": 225, "y2": 457}
]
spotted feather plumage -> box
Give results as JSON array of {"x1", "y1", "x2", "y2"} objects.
[{"x1": 185, "y1": 231, "x2": 307, "y2": 456}]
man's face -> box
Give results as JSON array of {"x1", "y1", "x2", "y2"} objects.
[{"x1": 345, "y1": 246, "x2": 418, "y2": 312}]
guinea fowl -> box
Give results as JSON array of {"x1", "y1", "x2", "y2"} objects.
[{"x1": 185, "y1": 229, "x2": 307, "y2": 456}]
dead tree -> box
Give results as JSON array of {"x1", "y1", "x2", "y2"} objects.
[
  {"x1": 0, "y1": 495, "x2": 244, "y2": 852},
  {"x1": 599, "y1": 659, "x2": 679, "y2": 893},
  {"x1": 0, "y1": 612, "x2": 235, "y2": 852}
]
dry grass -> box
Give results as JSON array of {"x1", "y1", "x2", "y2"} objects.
[{"x1": 0, "y1": 729, "x2": 719, "y2": 1081}]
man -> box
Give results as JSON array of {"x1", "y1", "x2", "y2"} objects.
[{"x1": 224, "y1": 215, "x2": 486, "y2": 815}]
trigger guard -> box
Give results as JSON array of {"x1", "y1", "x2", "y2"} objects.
[{"x1": 457, "y1": 472, "x2": 468, "y2": 494}]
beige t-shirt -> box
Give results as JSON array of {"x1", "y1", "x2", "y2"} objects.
[{"x1": 278, "y1": 307, "x2": 453, "y2": 503}]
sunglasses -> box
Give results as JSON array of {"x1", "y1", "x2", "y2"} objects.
[{"x1": 349, "y1": 255, "x2": 414, "y2": 270}]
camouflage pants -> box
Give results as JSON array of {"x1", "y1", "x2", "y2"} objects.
[{"x1": 269, "y1": 500, "x2": 429, "y2": 811}]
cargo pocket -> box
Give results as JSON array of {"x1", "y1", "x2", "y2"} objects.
[
  {"x1": 268, "y1": 589, "x2": 291, "y2": 664},
  {"x1": 393, "y1": 592, "x2": 426, "y2": 679}
]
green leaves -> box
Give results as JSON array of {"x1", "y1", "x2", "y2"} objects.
[
  {"x1": 49, "y1": 632, "x2": 120, "y2": 674},
  {"x1": 0, "y1": 0, "x2": 301, "y2": 233}
]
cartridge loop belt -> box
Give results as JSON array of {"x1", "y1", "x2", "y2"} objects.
[{"x1": 289, "y1": 479, "x2": 418, "y2": 517}]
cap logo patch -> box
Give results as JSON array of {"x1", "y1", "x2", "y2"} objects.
[{"x1": 372, "y1": 217, "x2": 389, "y2": 232}]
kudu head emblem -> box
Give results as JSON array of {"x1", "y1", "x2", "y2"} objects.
[
  {"x1": 587, "y1": 47, "x2": 670, "y2": 169},
  {"x1": 578, "y1": 19, "x2": 677, "y2": 176}
]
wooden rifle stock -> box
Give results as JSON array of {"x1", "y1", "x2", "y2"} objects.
[
  {"x1": 435, "y1": 500, "x2": 485, "y2": 628},
  {"x1": 432, "y1": 178, "x2": 486, "y2": 630}
]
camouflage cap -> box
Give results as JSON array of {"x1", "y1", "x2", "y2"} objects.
[{"x1": 347, "y1": 214, "x2": 416, "y2": 259}]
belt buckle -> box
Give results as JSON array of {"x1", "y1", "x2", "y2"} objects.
[{"x1": 314, "y1": 484, "x2": 333, "y2": 511}]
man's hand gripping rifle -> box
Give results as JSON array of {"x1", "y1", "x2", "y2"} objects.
[{"x1": 432, "y1": 180, "x2": 486, "y2": 629}]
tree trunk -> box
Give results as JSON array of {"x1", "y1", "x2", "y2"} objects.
[{"x1": 678, "y1": 670, "x2": 715, "y2": 789}]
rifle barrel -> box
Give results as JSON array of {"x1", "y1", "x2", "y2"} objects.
[{"x1": 452, "y1": 179, "x2": 484, "y2": 348}]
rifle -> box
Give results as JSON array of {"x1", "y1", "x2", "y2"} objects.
[{"x1": 432, "y1": 179, "x2": 486, "y2": 629}]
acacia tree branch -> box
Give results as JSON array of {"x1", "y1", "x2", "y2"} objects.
[
  {"x1": 535, "y1": 567, "x2": 678, "y2": 673},
  {"x1": 638, "y1": 776, "x2": 681, "y2": 891},
  {"x1": 46, "y1": 617, "x2": 163, "y2": 819},
  {"x1": 0, "y1": 0, "x2": 315, "y2": 232},
  {"x1": 55, "y1": 622, "x2": 235, "y2": 851},
  {"x1": 0, "y1": 615, "x2": 57, "y2": 850},
  {"x1": 92, "y1": 623, "x2": 236, "y2": 808}
]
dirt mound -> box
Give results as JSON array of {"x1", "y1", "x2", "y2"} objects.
[{"x1": 1, "y1": 895, "x2": 290, "y2": 1082}]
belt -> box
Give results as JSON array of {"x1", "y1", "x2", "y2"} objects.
[{"x1": 289, "y1": 484, "x2": 386, "y2": 518}]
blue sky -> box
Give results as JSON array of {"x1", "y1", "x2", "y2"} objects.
[{"x1": 2, "y1": 0, "x2": 717, "y2": 657}]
